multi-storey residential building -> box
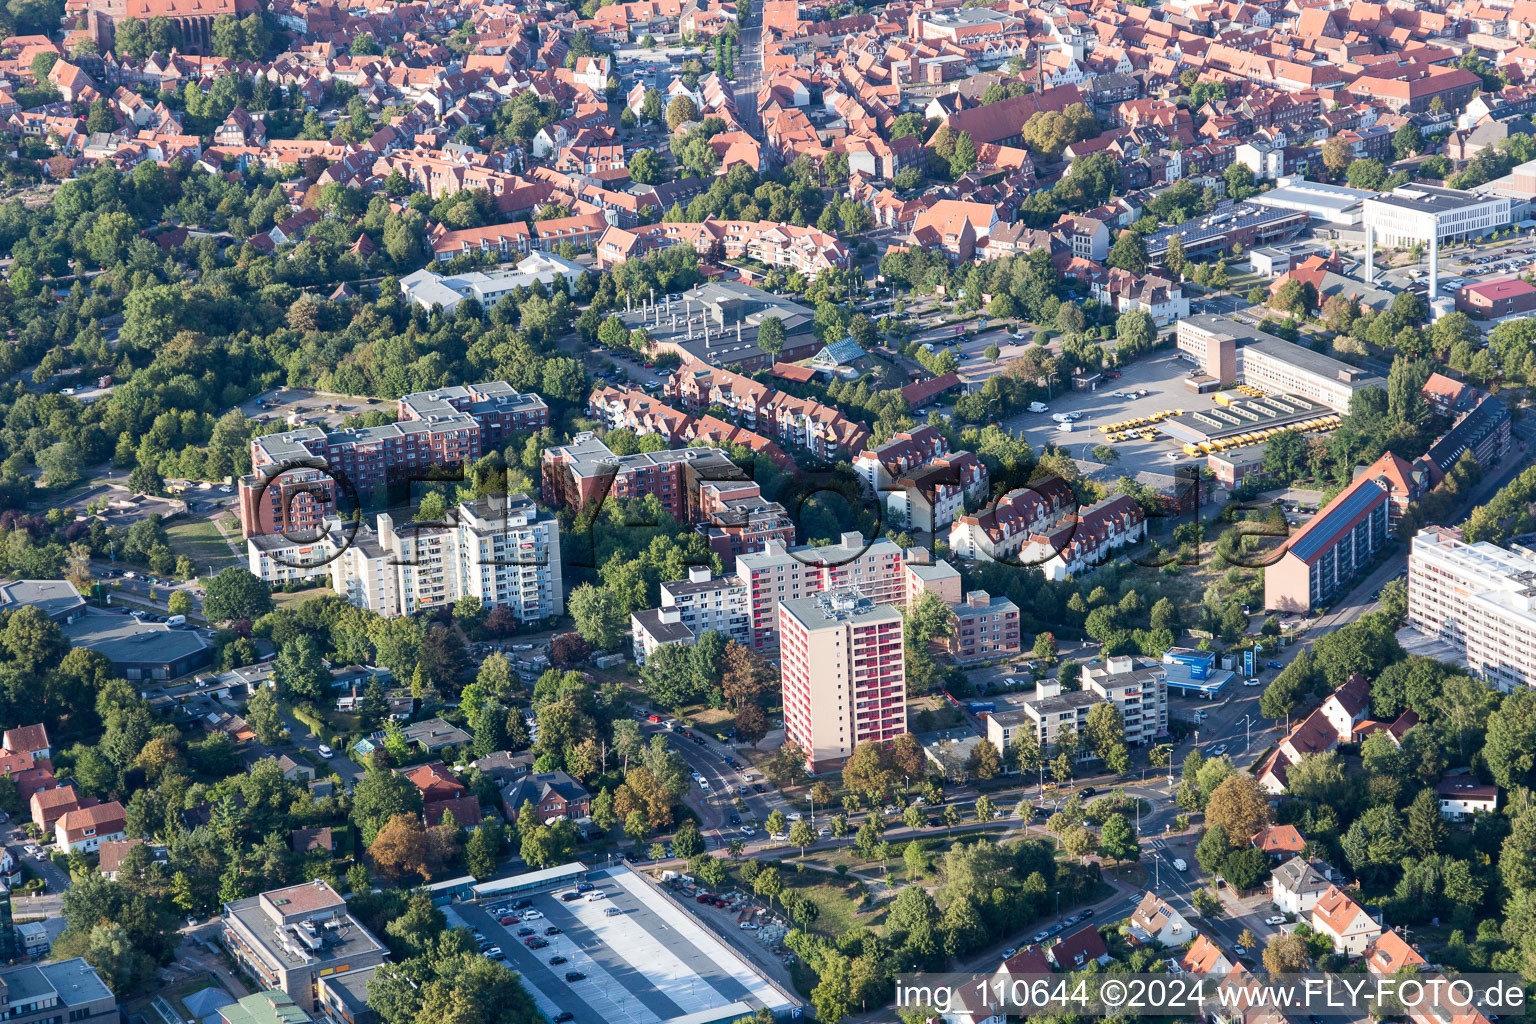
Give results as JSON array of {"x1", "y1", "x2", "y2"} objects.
[
  {"x1": 948, "y1": 590, "x2": 1020, "y2": 664},
  {"x1": 780, "y1": 589, "x2": 906, "y2": 772},
  {"x1": 986, "y1": 655, "x2": 1168, "y2": 756},
  {"x1": 1021, "y1": 494, "x2": 1147, "y2": 581},
  {"x1": 948, "y1": 479, "x2": 1077, "y2": 562},
  {"x1": 853, "y1": 426, "x2": 950, "y2": 494},
  {"x1": 889, "y1": 452, "x2": 989, "y2": 537},
  {"x1": 1239, "y1": 338, "x2": 1385, "y2": 413},
  {"x1": 738, "y1": 533, "x2": 908, "y2": 648},
  {"x1": 238, "y1": 382, "x2": 548, "y2": 537},
  {"x1": 631, "y1": 565, "x2": 753, "y2": 663},
  {"x1": 594, "y1": 219, "x2": 850, "y2": 278},
  {"x1": 221, "y1": 881, "x2": 388, "y2": 1014},
  {"x1": 320, "y1": 496, "x2": 563, "y2": 621},
  {"x1": 666, "y1": 360, "x2": 870, "y2": 459},
  {"x1": 540, "y1": 432, "x2": 794, "y2": 566},
  {"x1": 1407, "y1": 526, "x2": 1536, "y2": 691},
  {"x1": 0, "y1": 959, "x2": 117, "y2": 1024},
  {"x1": 1265, "y1": 472, "x2": 1391, "y2": 613}
]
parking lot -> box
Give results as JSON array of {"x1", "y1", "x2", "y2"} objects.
[
  {"x1": 1001, "y1": 350, "x2": 1204, "y2": 473},
  {"x1": 454, "y1": 866, "x2": 794, "y2": 1024},
  {"x1": 233, "y1": 387, "x2": 383, "y2": 430}
]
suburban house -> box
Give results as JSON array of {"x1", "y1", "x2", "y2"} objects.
[
  {"x1": 400, "y1": 718, "x2": 472, "y2": 752},
  {"x1": 1180, "y1": 934, "x2": 1234, "y2": 976},
  {"x1": 1128, "y1": 891, "x2": 1194, "y2": 947},
  {"x1": 1046, "y1": 925, "x2": 1112, "y2": 969},
  {"x1": 1250, "y1": 824, "x2": 1305, "y2": 862},
  {"x1": 55, "y1": 800, "x2": 127, "y2": 853},
  {"x1": 1271, "y1": 857, "x2": 1336, "y2": 918},
  {"x1": 1364, "y1": 929, "x2": 1427, "y2": 977},
  {"x1": 3, "y1": 724, "x2": 51, "y2": 760},
  {"x1": 30, "y1": 784, "x2": 85, "y2": 832},
  {"x1": 1435, "y1": 775, "x2": 1498, "y2": 820},
  {"x1": 501, "y1": 770, "x2": 592, "y2": 824},
  {"x1": 1310, "y1": 885, "x2": 1383, "y2": 956}
]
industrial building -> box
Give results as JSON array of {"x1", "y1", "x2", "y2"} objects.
[
  {"x1": 1240, "y1": 339, "x2": 1385, "y2": 413},
  {"x1": 1249, "y1": 177, "x2": 1379, "y2": 226}
]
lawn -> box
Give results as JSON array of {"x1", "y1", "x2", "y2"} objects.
[
  {"x1": 775, "y1": 867, "x2": 886, "y2": 937},
  {"x1": 166, "y1": 517, "x2": 240, "y2": 574},
  {"x1": 273, "y1": 586, "x2": 330, "y2": 610}
]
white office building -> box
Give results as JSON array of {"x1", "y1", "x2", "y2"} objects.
[
  {"x1": 1363, "y1": 185, "x2": 1512, "y2": 299},
  {"x1": 1407, "y1": 525, "x2": 1536, "y2": 691}
]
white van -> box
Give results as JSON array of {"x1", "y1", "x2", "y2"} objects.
[
  {"x1": 1172, "y1": 858, "x2": 1188, "y2": 872},
  {"x1": 317, "y1": 744, "x2": 334, "y2": 759}
]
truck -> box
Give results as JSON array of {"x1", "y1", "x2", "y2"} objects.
[
  {"x1": 1028, "y1": 401, "x2": 1049, "y2": 413},
  {"x1": 967, "y1": 700, "x2": 996, "y2": 713},
  {"x1": 1057, "y1": 422, "x2": 1075, "y2": 432}
]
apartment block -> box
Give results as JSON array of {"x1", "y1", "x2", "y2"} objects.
[
  {"x1": 888, "y1": 451, "x2": 989, "y2": 537},
  {"x1": 238, "y1": 382, "x2": 548, "y2": 537},
  {"x1": 738, "y1": 533, "x2": 908, "y2": 648},
  {"x1": 1407, "y1": 526, "x2": 1536, "y2": 691},
  {"x1": 853, "y1": 426, "x2": 950, "y2": 494},
  {"x1": 1265, "y1": 472, "x2": 1390, "y2": 614},
  {"x1": 948, "y1": 590, "x2": 1020, "y2": 663},
  {"x1": 780, "y1": 589, "x2": 906, "y2": 772},
  {"x1": 1021, "y1": 494, "x2": 1147, "y2": 582},
  {"x1": 0, "y1": 959, "x2": 116, "y2": 1024},
  {"x1": 631, "y1": 564, "x2": 753, "y2": 663},
  {"x1": 986, "y1": 655, "x2": 1168, "y2": 756},
  {"x1": 948, "y1": 479, "x2": 1077, "y2": 562},
  {"x1": 540, "y1": 432, "x2": 794, "y2": 566},
  {"x1": 315, "y1": 495, "x2": 562, "y2": 621},
  {"x1": 221, "y1": 881, "x2": 388, "y2": 1014}
]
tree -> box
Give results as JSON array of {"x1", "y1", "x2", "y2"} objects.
[
  {"x1": 1484, "y1": 688, "x2": 1536, "y2": 790},
  {"x1": 1403, "y1": 786, "x2": 1449, "y2": 857},
  {"x1": 967, "y1": 738, "x2": 1002, "y2": 780},
  {"x1": 1108, "y1": 230, "x2": 1149, "y2": 274},
  {"x1": 245, "y1": 688, "x2": 283, "y2": 745},
  {"x1": 568, "y1": 584, "x2": 626, "y2": 650},
  {"x1": 949, "y1": 131, "x2": 978, "y2": 178},
  {"x1": 789, "y1": 819, "x2": 816, "y2": 856},
  {"x1": 629, "y1": 148, "x2": 665, "y2": 185},
  {"x1": 1322, "y1": 137, "x2": 1353, "y2": 177},
  {"x1": 757, "y1": 315, "x2": 786, "y2": 358},
  {"x1": 352, "y1": 766, "x2": 424, "y2": 845},
  {"x1": 1393, "y1": 123, "x2": 1424, "y2": 161},
  {"x1": 667, "y1": 95, "x2": 699, "y2": 130},
  {"x1": 1192, "y1": 888, "x2": 1224, "y2": 919},
  {"x1": 37, "y1": 442, "x2": 83, "y2": 487},
  {"x1": 370, "y1": 813, "x2": 449, "y2": 881},
  {"x1": 1263, "y1": 932, "x2": 1311, "y2": 975},
  {"x1": 1164, "y1": 234, "x2": 1187, "y2": 279},
  {"x1": 1204, "y1": 775, "x2": 1272, "y2": 847},
  {"x1": 672, "y1": 820, "x2": 705, "y2": 859},
  {"x1": 464, "y1": 821, "x2": 501, "y2": 880},
  {"x1": 274, "y1": 635, "x2": 330, "y2": 704},
  {"x1": 1099, "y1": 812, "x2": 1140, "y2": 864},
  {"x1": 203, "y1": 567, "x2": 273, "y2": 623}
]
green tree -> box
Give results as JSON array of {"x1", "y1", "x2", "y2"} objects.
[
  {"x1": 244, "y1": 688, "x2": 283, "y2": 745},
  {"x1": 1099, "y1": 812, "x2": 1140, "y2": 864},
  {"x1": 202, "y1": 567, "x2": 273, "y2": 623},
  {"x1": 1108, "y1": 230, "x2": 1149, "y2": 273}
]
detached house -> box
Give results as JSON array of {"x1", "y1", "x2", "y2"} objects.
[
  {"x1": 1128, "y1": 891, "x2": 1195, "y2": 947},
  {"x1": 1435, "y1": 775, "x2": 1498, "y2": 820},
  {"x1": 501, "y1": 770, "x2": 591, "y2": 825},
  {"x1": 1047, "y1": 924, "x2": 1112, "y2": 969},
  {"x1": 1271, "y1": 857, "x2": 1335, "y2": 917},
  {"x1": 1311, "y1": 885, "x2": 1382, "y2": 956},
  {"x1": 55, "y1": 800, "x2": 127, "y2": 853}
]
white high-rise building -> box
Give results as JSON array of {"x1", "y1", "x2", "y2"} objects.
[
  {"x1": 1407, "y1": 526, "x2": 1536, "y2": 691},
  {"x1": 251, "y1": 495, "x2": 562, "y2": 621}
]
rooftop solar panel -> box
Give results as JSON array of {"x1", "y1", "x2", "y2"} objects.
[{"x1": 1288, "y1": 480, "x2": 1385, "y2": 563}]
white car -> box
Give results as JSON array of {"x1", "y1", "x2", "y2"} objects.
[
  {"x1": 1265, "y1": 915, "x2": 1285, "y2": 926},
  {"x1": 317, "y1": 744, "x2": 333, "y2": 758},
  {"x1": 522, "y1": 909, "x2": 544, "y2": 919},
  {"x1": 787, "y1": 812, "x2": 802, "y2": 821},
  {"x1": 770, "y1": 832, "x2": 789, "y2": 842},
  {"x1": 740, "y1": 826, "x2": 757, "y2": 836},
  {"x1": 1210, "y1": 744, "x2": 1228, "y2": 757},
  {"x1": 1243, "y1": 678, "x2": 1264, "y2": 687},
  {"x1": 586, "y1": 891, "x2": 606, "y2": 901}
]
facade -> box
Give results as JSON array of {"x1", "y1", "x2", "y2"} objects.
[
  {"x1": 397, "y1": 252, "x2": 587, "y2": 313},
  {"x1": 1311, "y1": 886, "x2": 1383, "y2": 956},
  {"x1": 1435, "y1": 776, "x2": 1498, "y2": 819},
  {"x1": 853, "y1": 426, "x2": 949, "y2": 494},
  {"x1": 0, "y1": 959, "x2": 116, "y2": 1024},
  {"x1": 239, "y1": 382, "x2": 548, "y2": 537},
  {"x1": 55, "y1": 801, "x2": 126, "y2": 853},
  {"x1": 1363, "y1": 185, "x2": 1512, "y2": 300},
  {"x1": 1407, "y1": 526, "x2": 1536, "y2": 691},
  {"x1": 1128, "y1": 891, "x2": 1194, "y2": 947},
  {"x1": 1456, "y1": 277, "x2": 1536, "y2": 317},
  {"x1": 1023, "y1": 494, "x2": 1148, "y2": 582},
  {"x1": 738, "y1": 533, "x2": 908, "y2": 648},
  {"x1": 948, "y1": 479, "x2": 1077, "y2": 562},
  {"x1": 948, "y1": 591, "x2": 1020, "y2": 664},
  {"x1": 540, "y1": 433, "x2": 794, "y2": 566},
  {"x1": 1271, "y1": 857, "x2": 1335, "y2": 917},
  {"x1": 221, "y1": 881, "x2": 388, "y2": 1014},
  {"x1": 888, "y1": 452, "x2": 989, "y2": 537},
  {"x1": 1174, "y1": 313, "x2": 1253, "y2": 384},
  {"x1": 779, "y1": 590, "x2": 906, "y2": 772},
  {"x1": 989, "y1": 656, "x2": 1168, "y2": 754},
  {"x1": 631, "y1": 565, "x2": 752, "y2": 663},
  {"x1": 1239, "y1": 339, "x2": 1385, "y2": 413},
  {"x1": 323, "y1": 496, "x2": 563, "y2": 622},
  {"x1": 1264, "y1": 475, "x2": 1390, "y2": 614}
]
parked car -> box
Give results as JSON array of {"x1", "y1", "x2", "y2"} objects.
[
  {"x1": 517, "y1": 927, "x2": 535, "y2": 937},
  {"x1": 545, "y1": 926, "x2": 561, "y2": 935},
  {"x1": 1267, "y1": 660, "x2": 1284, "y2": 670},
  {"x1": 565, "y1": 971, "x2": 587, "y2": 982},
  {"x1": 550, "y1": 955, "x2": 567, "y2": 965},
  {"x1": 317, "y1": 744, "x2": 333, "y2": 758},
  {"x1": 1265, "y1": 915, "x2": 1285, "y2": 926},
  {"x1": 484, "y1": 947, "x2": 502, "y2": 960}
]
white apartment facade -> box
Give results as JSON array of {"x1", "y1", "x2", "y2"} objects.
[
  {"x1": 269, "y1": 496, "x2": 566, "y2": 621},
  {"x1": 738, "y1": 533, "x2": 908, "y2": 648},
  {"x1": 1407, "y1": 526, "x2": 1536, "y2": 691},
  {"x1": 987, "y1": 655, "x2": 1169, "y2": 755}
]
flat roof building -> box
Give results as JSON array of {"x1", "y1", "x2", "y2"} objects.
[
  {"x1": 780, "y1": 589, "x2": 906, "y2": 772},
  {"x1": 1407, "y1": 526, "x2": 1536, "y2": 692},
  {"x1": 0, "y1": 959, "x2": 117, "y2": 1024},
  {"x1": 221, "y1": 881, "x2": 388, "y2": 1015},
  {"x1": 61, "y1": 610, "x2": 214, "y2": 681},
  {"x1": 1239, "y1": 338, "x2": 1385, "y2": 413},
  {"x1": 1364, "y1": 184, "x2": 1512, "y2": 299},
  {"x1": 1250, "y1": 177, "x2": 1378, "y2": 226},
  {"x1": 0, "y1": 579, "x2": 86, "y2": 623}
]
